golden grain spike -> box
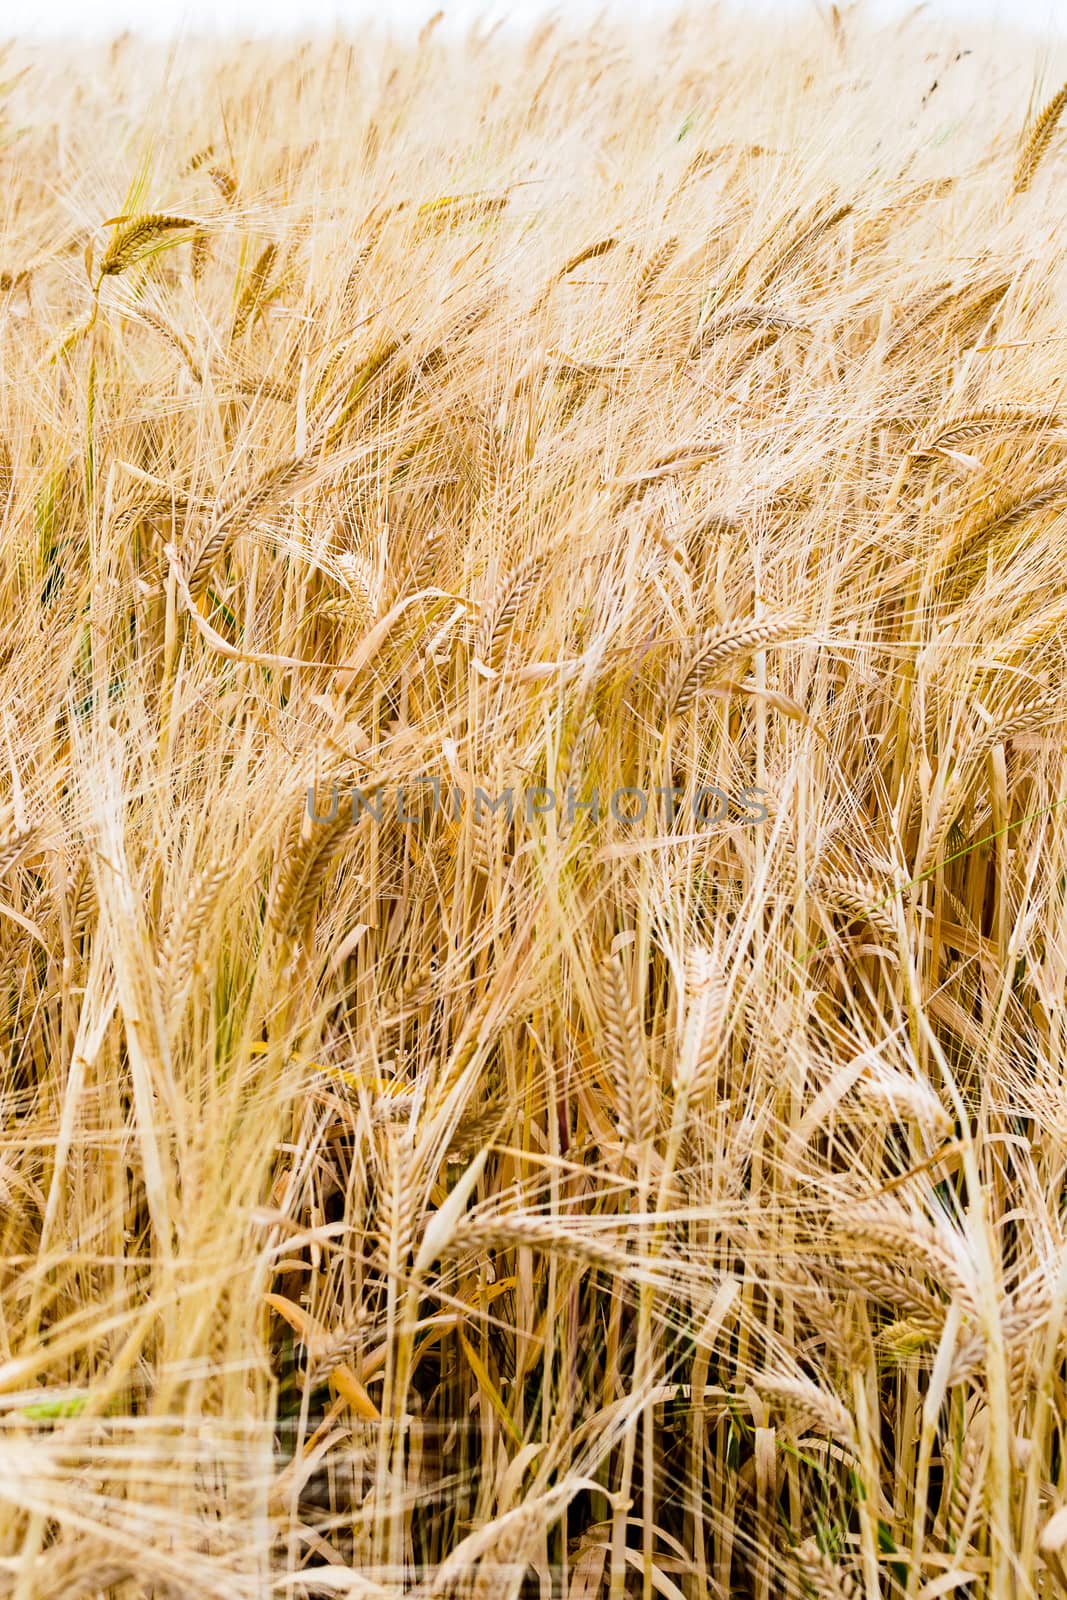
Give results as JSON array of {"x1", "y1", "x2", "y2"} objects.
[
  {"x1": 158, "y1": 858, "x2": 233, "y2": 1001},
  {"x1": 531, "y1": 236, "x2": 619, "y2": 312},
  {"x1": 208, "y1": 165, "x2": 237, "y2": 202},
  {"x1": 184, "y1": 144, "x2": 215, "y2": 173},
  {"x1": 554, "y1": 236, "x2": 618, "y2": 281},
  {"x1": 190, "y1": 231, "x2": 212, "y2": 282},
  {"x1": 664, "y1": 606, "x2": 808, "y2": 722},
  {"x1": 137, "y1": 307, "x2": 202, "y2": 383},
  {"x1": 750, "y1": 1372, "x2": 856, "y2": 1446},
  {"x1": 0, "y1": 825, "x2": 38, "y2": 880},
  {"x1": 792, "y1": 1538, "x2": 863, "y2": 1600},
  {"x1": 909, "y1": 405, "x2": 1060, "y2": 459},
  {"x1": 231, "y1": 241, "x2": 279, "y2": 339},
  {"x1": 597, "y1": 953, "x2": 657, "y2": 1151},
  {"x1": 415, "y1": 192, "x2": 509, "y2": 233},
  {"x1": 635, "y1": 235, "x2": 678, "y2": 308},
  {"x1": 473, "y1": 549, "x2": 550, "y2": 671},
  {"x1": 1014, "y1": 80, "x2": 1067, "y2": 192},
  {"x1": 98, "y1": 213, "x2": 201, "y2": 279}
]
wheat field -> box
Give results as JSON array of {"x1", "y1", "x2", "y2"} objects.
[{"x1": 2, "y1": 8, "x2": 1067, "y2": 1596}]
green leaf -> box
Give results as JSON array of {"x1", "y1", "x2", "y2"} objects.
[{"x1": 19, "y1": 1389, "x2": 90, "y2": 1419}]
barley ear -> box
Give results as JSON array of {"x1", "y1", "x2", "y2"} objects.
[
  {"x1": 97, "y1": 213, "x2": 201, "y2": 283},
  {"x1": 598, "y1": 953, "x2": 658, "y2": 1152},
  {"x1": 792, "y1": 1538, "x2": 863, "y2": 1600},
  {"x1": 231, "y1": 241, "x2": 279, "y2": 340},
  {"x1": 1014, "y1": 81, "x2": 1067, "y2": 192}
]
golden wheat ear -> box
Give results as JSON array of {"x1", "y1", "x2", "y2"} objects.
[
  {"x1": 791, "y1": 1537, "x2": 863, "y2": 1600},
  {"x1": 1014, "y1": 80, "x2": 1067, "y2": 192},
  {"x1": 680, "y1": 944, "x2": 728, "y2": 1104},
  {"x1": 231, "y1": 241, "x2": 279, "y2": 340},
  {"x1": 596, "y1": 953, "x2": 658, "y2": 1154},
  {"x1": 663, "y1": 606, "x2": 808, "y2": 723},
  {"x1": 97, "y1": 213, "x2": 202, "y2": 281},
  {"x1": 531, "y1": 235, "x2": 618, "y2": 310},
  {"x1": 750, "y1": 1372, "x2": 856, "y2": 1448},
  {"x1": 635, "y1": 235, "x2": 678, "y2": 310},
  {"x1": 473, "y1": 549, "x2": 552, "y2": 671},
  {"x1": 208, "y1": 164, "x2": 237, "y2": 201},
  {"x1": 136, "y1": 306, "x2": 203, "y2": 383}
]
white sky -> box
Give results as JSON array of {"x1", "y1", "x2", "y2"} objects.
[{"x1": 5, "y1": 0, "x2": 1064, "y2": 37}]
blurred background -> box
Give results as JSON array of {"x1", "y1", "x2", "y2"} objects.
[{"x1": 7, "y1": 0, "x2": 1064, "y2": 38}]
